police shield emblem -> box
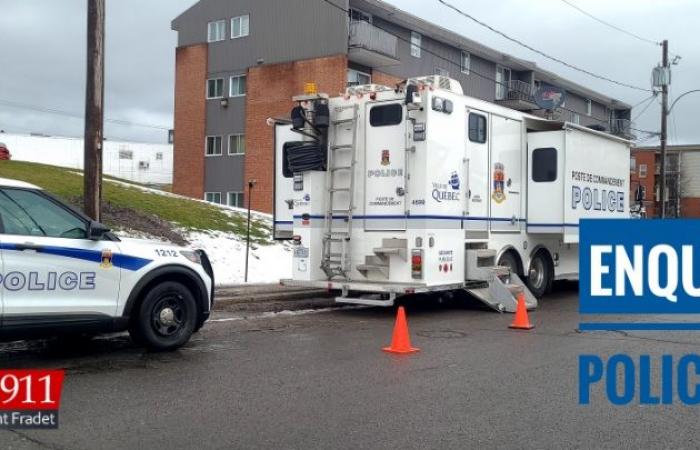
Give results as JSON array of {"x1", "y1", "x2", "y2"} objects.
[
  {"x1": 491, "y1": 162, "x2": 506, "y2": 204},
  {"x1": 381, "y1": 149, "x2": 390, "y2": 166},
  {"x1": 100, "y1": 249, "x2": 113, "y2": 269}
]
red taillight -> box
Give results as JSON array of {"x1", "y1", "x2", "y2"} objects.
[{"x1": 411, "y1": 249, "x2": 423, "y2": 279}]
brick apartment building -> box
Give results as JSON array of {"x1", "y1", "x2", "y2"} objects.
[
  {"x1": 631, "y1": 144, "x2": 700, "y2": 218},
  {"x1": 171, "y1": 0, "x2": 633, "y2": 213}
]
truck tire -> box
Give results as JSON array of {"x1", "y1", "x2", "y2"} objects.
[
  {"x1": 526, "y1": 251, "x2": 553, "y2": 299},
  {"x1": 498, "y1": 251, "x2": 521, "y2": 277},
  {"x1": 129, "y1": 281, "x2": 198, "y2": 351}
]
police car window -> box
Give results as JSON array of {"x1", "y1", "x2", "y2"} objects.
[
  {"x1": 0, "y1": 189, "x2": 87, "y2": 239},
  {"x1": 532, "y1": 147, "x2": 558, "y2": 182},
  {"x1": 370, "y1": 104, "x2": 402, "y2": 127},
  {"x1": 468, "y1": 113, "x2": 487, "y2": 143}
]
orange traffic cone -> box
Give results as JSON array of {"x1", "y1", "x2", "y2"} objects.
[
  {"x1": 509, "y1": 292, "x2": 534, "y2": 330},
  {"x1": 383, "y1": 306, "x2": 420, "y2": 354}
]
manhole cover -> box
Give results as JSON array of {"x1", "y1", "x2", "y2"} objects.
[{"x1": 417, "y1": 330, "x2": 468, "y2": 339}]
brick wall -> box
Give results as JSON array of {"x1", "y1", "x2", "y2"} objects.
[
  {"x1": 245, "y1": 54, "x2": 348, "y2": 213},
  {"x1": 372, "y1": 70, "x2": 403, "y2": 88},
  {"x1": 172, "y1": 44, "x2": 208, "y2": 199},
  {"x1": 630, "y1": 149, "x2": 657, "y2": 217}
]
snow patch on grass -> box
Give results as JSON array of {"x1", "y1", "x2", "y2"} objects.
[{"x1": 183, "y1": 229, "x2": 293, "y2": 286}]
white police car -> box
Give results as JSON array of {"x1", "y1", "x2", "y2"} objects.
[{"x1": 0, "y1": 178, "x2": 214, "y2": 351}]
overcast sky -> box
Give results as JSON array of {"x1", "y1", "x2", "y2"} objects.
[{"x1": 0, "y1": 0, "x2": 697, "y2": 144}]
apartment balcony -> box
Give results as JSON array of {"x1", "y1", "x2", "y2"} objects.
[
  {"x1": 609, "y1": 119, "x2": 635, "y2": 140},
  {"x1": 348, "y1": 21, "x2": 400, "y2": 68},
  {"x1": 494, "y1": 80, "x2": 537, "y2": 111}
]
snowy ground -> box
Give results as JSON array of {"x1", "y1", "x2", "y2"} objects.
[
  {"x1": 184, "y1": 229, "x2": 293, "y2": 286},
  {"x1": 106, "y1": 178, "x2": 293, "y2": 286}
]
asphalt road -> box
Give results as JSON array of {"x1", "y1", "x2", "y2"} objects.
[{"x1": 2, "y1": 283, "x2": 700, "y2": 449}]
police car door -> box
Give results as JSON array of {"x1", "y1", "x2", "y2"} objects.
[
  {"x1": 365, "y1": 102, "x2": 407, "y2": 231},
  {"x1": 0, "y1": 188, "x2": 120, "y2": 323}
]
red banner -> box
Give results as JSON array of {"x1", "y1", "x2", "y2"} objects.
[{"x1": 0, "y1": 370, "x2": 65, "y2": 411}]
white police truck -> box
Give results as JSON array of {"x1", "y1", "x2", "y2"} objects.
[
  {"x1": 0, "y1": 178, "x2": 214, "y2": 351},
  {"x1": 273, "y1": 76, "x2": 630, "y2": 312}
]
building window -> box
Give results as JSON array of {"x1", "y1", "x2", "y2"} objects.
[
  {"x1": 207, "y1": 78, "x2": 224, "y2": 99},
  {"x1": 118, "y1": 146, "x2": 133, "y2": 160},
  {"x1": 639, "y1": 163, "x2": 648, "y2": 178},
  {"x1": 571, "y1": 112, "x2": 580, "y2": 124},
  {"x1": 640, "y1": 185, "x2": 647, "y2": 200},
  {"x1": 630, "y1": 157, "x2": 636, "y2": 172},
  {"x1": 586, "y1": 99, "x2": 592, "y2": 116},
  {"x1": 461, "y1": 51, "x2": 470, "y2": 74},
  {"x1": 410, "y1": 31, "x2": 421, "y2": 58},
  {"x1": 205, "y1": 136, "x2": 223, "y2": 156},
  {"x1": 347, "y1": 69, "x2": 371, "y2": 87},
  {"x1": 205, "y1": 192, "x2": 222, "y2": 204},
  {"x1": 207, "y1": 20, "x2": 226, "y2": 42},
  {"x1": 532, "y1": 148, "x2": 558, "y2": 182},
  {"x1": 230, "y1": 75, "x2": 246, "y2": 97},
  {"x1": 156, "y1": 152, "x2": 163, "y2": 161},
  {"x1": 231, "y1": 15, "x2": 250, "y2": 39},
  {"x1": 349, "y1": 8, "x2": 372, "y2": 23},
  {"x1": 495, "y1": 66, "x2": 511, "y2": 100},
  {"x1": 434, "y1": 67, "x2": 449, "y2": 77},
  {"x1": 468, "y1": 113, "x2": 487, "y2": 143},
  {"x1": 228, "y1": 192, "x2": 245, "y2": 208},
  {"x1": 228, "y1": 134, "x2": 245, "y2": 155}
]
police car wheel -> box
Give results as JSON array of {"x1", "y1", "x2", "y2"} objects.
[
  {"x1": 526, "y1": 252, "x2": 552, "y2": 299},
  {"x1": 130, "y1": 281, "x2": 197, "y2": 351}
]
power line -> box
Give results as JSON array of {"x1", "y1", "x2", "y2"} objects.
[
  {"x1": 559, "y1": 0, "x2": 660, "y2": 47},
  {"x1": 631, "y1": 95, "x2": 657, "y2": 122},
  {"x1": 0, "y1": 99, "x2": 171, "y2": 131},
  {"x1": 435, "y1": 0, "x2": 652, "y2": 92}
]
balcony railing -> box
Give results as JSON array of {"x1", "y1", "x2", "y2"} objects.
[
  {"x1": 609, "y1": 119, "x2": 634, "y2": 138},
  {"x1": 495, "y1": 80, "x2": 537, "y2": 109},
  {"x1": 348, "y1": 21, "x2": 399, "y2": 62}
]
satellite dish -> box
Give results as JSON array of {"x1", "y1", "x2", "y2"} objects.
[{"x1": 534, "y1": 83, "x2": 567, "y2": 110}]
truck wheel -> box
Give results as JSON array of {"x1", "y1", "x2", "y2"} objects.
[
  {"x1": 498, "y1": 251, "x2": 521, "y2": 277},
  {"x1": 526, "y1": 251, "x2": 553, "y2": 298},
  {"x1": 129, "y1": 281, "x2": 197, "y2": 351}
]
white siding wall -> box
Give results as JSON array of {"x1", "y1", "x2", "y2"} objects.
[
  {"x1": 0, "y1": 134, "x2": 173, "y2": 185},
  {"x1": 681, "y1": 151, "x2": 700, "y2": 198}
]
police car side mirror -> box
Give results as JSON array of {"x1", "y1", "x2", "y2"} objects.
[{"x1": 88, "y1": 220, "x2": 110, "y2": 240}]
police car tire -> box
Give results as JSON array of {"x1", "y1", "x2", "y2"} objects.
[{"x1": 130, "y1": 281, "x2": 197, "y2": 351}]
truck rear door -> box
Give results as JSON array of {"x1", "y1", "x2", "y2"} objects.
[
  {"x1": 273, "y1": 123, "x2": 297, "y2": 240},
  {"x1": 464, "y1": 109, "x2": 489, "y2": 238},
  {"x1": 364, "y1": 102, "x2": 406, "y2": 231}
]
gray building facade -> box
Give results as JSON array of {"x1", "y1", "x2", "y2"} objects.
[{"x1": 171, "y1": 0, "x2": 632, "y2": 211}]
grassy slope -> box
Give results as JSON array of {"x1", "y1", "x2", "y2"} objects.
[{"x1": 0, "y1": 161, "x2": 271, "y2": 243}]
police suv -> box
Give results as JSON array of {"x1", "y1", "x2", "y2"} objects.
[{"x1": 0, "y1": 178, "x2": 214, "y2": 351}]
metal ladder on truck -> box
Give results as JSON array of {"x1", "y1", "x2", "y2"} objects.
[{"x1": 321, "y1": 104, "x2": 359, "y2": 279}]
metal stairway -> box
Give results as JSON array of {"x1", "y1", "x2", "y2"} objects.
[
  {"x1": 321, "y1": 104, "x2": 359, "y2": 279},
  {"x1": 356, "y1": 238, "x2": 407, "y2": 278},
  {"x1": 464, "y1": 249, "x2": 538, "y2": 312}
]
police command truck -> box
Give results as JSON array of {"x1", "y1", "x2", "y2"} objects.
[
  {"x1": 273, "y1": 76, "x2": 630, "y2": 312},
  {"x1": 0, "y1": 178, "x2": 214, "y2": 351}
]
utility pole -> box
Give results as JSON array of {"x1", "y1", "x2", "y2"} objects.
[
  {"x1": 659, "y1": 39, "x2": 669, "y2": 218},
  {"x1": 83, "y1": 0, "x2": 106, "y2": 221}
]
